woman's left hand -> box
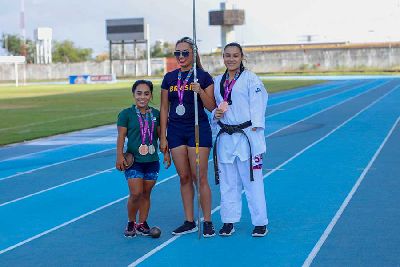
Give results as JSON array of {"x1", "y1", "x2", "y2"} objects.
[{"x1": 191, "y1": 82, "x2": 203, "y2": 94}]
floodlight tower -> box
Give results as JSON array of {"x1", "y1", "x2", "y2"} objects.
[
  {"x1": 20, "y1": 0, "x2": 26, "y2": 56},
  {"x1": 209, "y1": 0, "x2": 245, "y2": 48}
]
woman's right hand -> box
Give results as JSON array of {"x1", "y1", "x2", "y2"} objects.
[
  {"x1": 160, "y1": 137, "x2": 168, "y2": 154},
  {"x1": 116, "y1": 154, "x2": 126, "y2": 171},
  {"x1": 214, "y1": 108, "x2": 225, "y2": 120}
]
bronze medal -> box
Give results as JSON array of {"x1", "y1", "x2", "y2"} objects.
[
  {"x1": 218, "y1": 101, "x2": 229, "y2": 113},
  {"x1": 138, "y1": 144, "x2": 149, "y2": 155}
]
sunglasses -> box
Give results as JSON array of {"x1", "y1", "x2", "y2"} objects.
[{"x1": 174, "y1": 50, "x2": 190, "y2": 58}]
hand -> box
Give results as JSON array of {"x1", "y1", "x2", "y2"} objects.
[
  {"x1": 163, "y1": 151, "x2": 171, "y2": 169},
  {"x1": 116, "y1": 154, "x2": 127, "y2": 171},
  {"x1": 191, "y1": 82, "x2": 203, "y2": 94},
  {"x1": 159, "y1": 137, "x2": 168, "y2": 154},
  {"x1": 251, "y1": 127, "x2": 258, "y2": 131},
  {"x1": 214, "y1": 108, "x2": 225, "y2": 120}
]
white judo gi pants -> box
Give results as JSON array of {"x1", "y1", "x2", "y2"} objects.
[{"x1": 218, "y1": 155, "x2": 268, "y2": 226}]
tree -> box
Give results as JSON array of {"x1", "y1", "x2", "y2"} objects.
[
  {"x1": 52, "y1": 40, "x2": 92, "y2": 63},
  {"x1": 151, "y1": 40, "x2": 174, "y2": 57},
  {"x1": 1, "y1": 33, "x2": 35, "y2": 63}
]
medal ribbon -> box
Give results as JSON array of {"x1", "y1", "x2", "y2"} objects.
[
  {"x1": 135, "y1": 107, "x2": 149, "y2": 145},
  {"x1": 147, "y1": 110, "x2": 155, "y2": 145},
  {"x1": 177, "y1": 68, "x2": 194, "y2": 105},
  {"x1": 223, "y1": 70, "x2": 240, "y2": 101}
]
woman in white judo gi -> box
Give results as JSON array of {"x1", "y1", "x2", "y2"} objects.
[{"x1": 212, "y1": 42, "x2": 269, "y2": 237}]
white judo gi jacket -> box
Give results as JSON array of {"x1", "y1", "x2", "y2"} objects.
[{"x1": 212, "y1": 70, "x2": 268, "y2": 163}]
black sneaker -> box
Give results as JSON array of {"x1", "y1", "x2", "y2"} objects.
[
  {"x1": 136, "y1": 221, "x2": 150, "y2": 236},
  {"x1": 172, "y1": 221, "x2": 198, "y2": 235},
  {"x1": 252, "y1": 225, "x2": 268, "y2": 237},
  {"x1": 219, "y1": 223, "x2": 235, "y2": 236},
  {"x1": 124, "y1": 221, "x2": 136, "y2": 237},
  {"x1": 203, "y1": 221, "x2": 216, "y2": 238}
]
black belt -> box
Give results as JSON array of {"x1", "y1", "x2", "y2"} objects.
[{"x1": 213, "y1": 120, "x2": 253, "y2": 185}]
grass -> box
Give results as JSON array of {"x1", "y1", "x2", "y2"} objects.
[{"x1": 0, "y1": 79, "x2": 323, "y2": 145}]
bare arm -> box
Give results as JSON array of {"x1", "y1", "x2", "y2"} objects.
[
  {"x1": 159, "y1": 89, "x2": 169, "y2": 153},
  {"x1": 192, "y1": 83, "x2": 216, "y2": 112},
  {"x1": 116, "y1": 126, "x2": 128, "y2": 171}
]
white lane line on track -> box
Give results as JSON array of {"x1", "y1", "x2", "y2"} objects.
[
  {"x1": 0, "y1": 80, "x2": 357, "y2": 163},
  {"x1": 268, "y1": 80, "x2": 356, "y2": 107},
  {"x1": 266, "y1": 80, "x2": 390, "y2": 138},
  {"x1": 0, "y1": 171, "x2": 182, "y2": 255},
  {"x1": 1, "y1": 80, "x2": 379, "y2": 206},
  {"x1": 0, "y1": 110, "x2": 117, "y2": 132},
  {"x1": 266, "y1": 80, "x2": 377, "y2": 119},
  {"x1": 0, "y1": 148, "x2": 114, "y2": 182},
  {"x1": 128, "y1": 84, "x2": 398, "y2": 267},
  {"x1": 0, "y1": 80, "x2": 390, "y2": 214},
  {"x1": 0, "y1": 135, "x2": 116, "y2": 163},
  {"x1": 302, "y1": 116, "x2": 400, "y2": 267},
  {"x1": 0, "y1": 168, "x2": 115, "y2": 207},
  {"x1": 0, "y1": 79, "x2": 373, "y2": 184},
  {"x1": 0, "y1": 81, "x2": 394, "y2": 256}
]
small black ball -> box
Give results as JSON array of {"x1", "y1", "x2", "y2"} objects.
[{"x1": 150, "y1": 227, "x2": 161, "y2": 238}]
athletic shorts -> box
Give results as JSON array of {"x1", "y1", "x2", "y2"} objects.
[
  {"x1": 167, "y1": 121, "x2": 212, "y2": 149},
  {"x1": 124, "y1": 161, "x2": 160, "y2": 181}
]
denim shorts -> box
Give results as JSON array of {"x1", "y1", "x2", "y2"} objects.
[{"x1": 124, "y1": 161, "x2": 160, "y2": 181}]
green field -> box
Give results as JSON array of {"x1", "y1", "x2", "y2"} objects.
[{"x1": 0, "y1": 79, "x2": 323, "y2": 145}]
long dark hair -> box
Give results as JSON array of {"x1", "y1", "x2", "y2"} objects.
[
  {"x1": 175, "y1": 36, "x2": 204, "y2": 70},
  {"x1": 220, "y1": 42, "x2": 245, "y2": 104},
  {"x1": 223, "y1": 42, "x2": 245, "y2": 72}
]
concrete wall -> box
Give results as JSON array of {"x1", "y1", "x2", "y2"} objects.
[
  {"x1": 202, "y1": 46, "x2": 400, "y2": 73},
  {"x1": 1, "y1": 47, "x2": 399, "y2": 81},
  {"x1": 0, "y1": 58, "x2": 165, "y2": 81}
]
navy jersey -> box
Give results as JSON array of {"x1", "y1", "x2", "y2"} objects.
[{"x1": 161, "y1": 68, "x2": 213, "y2": 125}]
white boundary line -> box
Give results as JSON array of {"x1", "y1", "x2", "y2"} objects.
[
  {"x1": 0, "y1": 168, "x2": 114, "y2": 207},
  {"x1": 268, "y1": 80, "x2": 355, "y2": 106},
  {"x1": 0, "y1": 81, "x2": 381, "y2": 207},
  {"x1": 302, "y1": 116, "x2": 400, "y2": 267},
  {"x1": 0, "y1": 135, "x2": 115, "y2": 163},
  {"x1": 0, "y1": 82, "x2": 394, "y2": 257},
  {"x1": 0, "y1": 110, "x2": 117, "y2": 132},
  {"x1": 0, "y1": 80, "x2": 355, "y2": 162},
  {"x1": 128, "y1": 85, "x2": 398, "y2": 267},
  {"x1": 0, "y1": 124, "x2": 115, "y2": 149},
  {"x1": 0, "y1": 148, "x2": 114, "y2": 181},
  {"x1": 0, "y1": 81, "x2": 361, "y2": 180},
  {"x1": 267, "y1": 80, "x2": 378, "y2": 119},
  {"x1": 266, "y1": 80, "x2": 390, "y2": 137},
  {"x1": 0, "y1": 172, "x2": 181, "y2": 255}
]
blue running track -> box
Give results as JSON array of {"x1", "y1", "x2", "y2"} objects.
[{"x1": 0, "y1": 78, "x2": 399, "y2": 266}]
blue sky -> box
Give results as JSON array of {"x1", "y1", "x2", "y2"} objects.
[{"x1": 1, "y1": 0, "x2": 399, "y2": 56}]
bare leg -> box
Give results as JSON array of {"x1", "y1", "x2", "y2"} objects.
[
  {"x1": 188, "y1": 147, "x2": 212, "y2": 222},
  {"x1": 171, "y1": 145, "x2": 194, "y2": 222},
  {"x1": 127, "y1": 178, "x2": 143, "y2": 222},
  {"x1": 138, "y1": 180, "x2": 156, "y2": 223}
]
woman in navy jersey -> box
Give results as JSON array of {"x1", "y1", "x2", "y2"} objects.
[{"x1": 160, "y1": 37, "x2": 216, "y2": 237}]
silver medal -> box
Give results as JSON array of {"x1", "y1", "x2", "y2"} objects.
[
  {"x1": 148, "y1": 144, "x2": 155, "y2": 154},
  {"x1": 176, "y1": 104, "x2": 185, "y2": 116}
]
